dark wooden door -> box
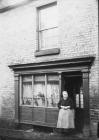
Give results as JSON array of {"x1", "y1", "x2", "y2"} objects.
[{"x1": 63, "y1": 74, "x2": 84, "y2": 132}]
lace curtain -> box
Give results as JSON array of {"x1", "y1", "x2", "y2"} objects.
[
  {"x1": 33, "y1": 82, "x2": 45, "y2": 107},
  {"x1": 21, "y1": 74, "x2": 60, "y2": 107},
  {"x1": 22, "y1": 82, "x2": 32, "y2": 105},
  {"x1": 47, "y1": 82, "x2": 59, "y2": 107}
]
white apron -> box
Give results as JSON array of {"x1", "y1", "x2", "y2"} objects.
[{"x1": 57, "y1": 109, "x2": 75, "y2": 128}]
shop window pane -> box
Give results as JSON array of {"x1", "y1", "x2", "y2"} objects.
[
  {"x1": 80, "y1": 89, "x2": 84, "y2": 108},
  {"x1": 33, "y1": 75, "x2": 45, "y2": 107},
  {"x1": 20, "y1": 74, "x2": 60, "y2": 108},
  {"x1": 23, "y1": 76, "x2": 32, "y2": 82},
  {"x1": 22, "y1": 82, "x2": 32, "y2": 105},
  {"x1": 47, "y1": 75, "x2": 59, "y2": 107},
  {"x1": 34, "y1": 75, "x2": 45, "y2": 82},
  {"x1": 47, "y1": 74, "x2": 59, "y2": 81},
  {"x1": 76, "y1": 94, "x2": 79, "y2": 108},
  {"x1": 47, "y1": 82, "x2": 59, "y2": 107}
]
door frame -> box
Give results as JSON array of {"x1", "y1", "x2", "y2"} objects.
[
  {"x1": 59, "y1": 69, "x2": 90, "y2": 136},
  {"x1": 61, "y1": 72, "x2": 85, "y2": 132}
]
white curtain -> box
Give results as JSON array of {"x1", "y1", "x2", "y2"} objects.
[
  {"x1": 23, "y1": 83, "x2": 32, "y2": 105},
  {"x1": 34, "y1": 83, "x2": 45, "y2": 107},
  {"x1": 47, "y1": 82, "x2": 59, "y2": 107}
]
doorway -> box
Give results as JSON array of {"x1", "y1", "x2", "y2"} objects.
[{"x1": 62, "y1": 72, "x2": 84, "y2": 132}]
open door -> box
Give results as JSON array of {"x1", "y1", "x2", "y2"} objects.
[{"x1": 63, "y1": 72, "x2": 84, "y2": 132}]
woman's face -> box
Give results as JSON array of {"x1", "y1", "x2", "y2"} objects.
[{"x1": 62, "y1": 91, "x2": 68, "y2": 99}]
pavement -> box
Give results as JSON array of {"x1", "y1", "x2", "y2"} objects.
[{"x1": 0, "y1": 128, "x2": 98, "y2": 140}]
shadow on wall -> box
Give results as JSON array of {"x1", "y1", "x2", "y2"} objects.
[
  {"x1": 0, "y1": 105, "x2": 15, "y2": 129},
  {"x1": 0, "y1": 94, "x2": 15, "y2": 127},
  {"x1": 0, "y1": 0, "x2": 33, "y2": 13},
  {"x1": 0, "y1": 118, "x2": 16, "y2": 129}
]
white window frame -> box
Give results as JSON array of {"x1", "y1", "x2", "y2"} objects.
[{"x1": 37, "y1": 2, "x2": 58, "y2": 51}]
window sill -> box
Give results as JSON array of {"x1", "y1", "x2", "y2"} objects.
[
  {"x1": 35, "y1": 48, "x2": 60, "y2": 57},
  {"x1": 19, "y1": 105, "x2": 58, "y2": 110}
]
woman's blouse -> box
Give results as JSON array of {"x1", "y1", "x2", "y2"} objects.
[{"x1": 58, "y1": 97, "x2": 74, "y2": 109}]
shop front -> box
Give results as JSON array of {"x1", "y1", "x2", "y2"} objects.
[{"x1": 10, "y1": 56, "x2": 94, "y2": 136}]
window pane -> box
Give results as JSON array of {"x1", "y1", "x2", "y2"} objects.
[
  {"x1": 33, "y1": 75, "x2": 45, "y2": 107},
  {"x1": 40, "y1": 28, "x2": 58, "y2": 50},
  {"x1": 47, "y1": 75, "x2": 59, "y2": 107},
  {"x1": 76, "y1": 94, "x2": 79, "y2": 108},
  {"x1": 39, "y1": 4, "x2": 57, "y2": 29},
  {"x1": 34, "y1": 75, "x2": 45, "y2": 82},
  {"x1": 23, "y1": 76, "x2": 32, "y2": 82},
  {"x1": 48, "y1": 74, "x2": 59, "y2": 81},
  {"x1": 22, "y1": 82, "x2": 32, "y2": 105}
]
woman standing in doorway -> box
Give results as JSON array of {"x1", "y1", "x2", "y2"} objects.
[{"x1": 57, "y1": 91, "x2": 75, "y2": 132}]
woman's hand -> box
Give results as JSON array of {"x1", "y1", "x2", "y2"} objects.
[
  {"x1": 64, "y1": 106, "x2": 70, "y2": 110},
  {"x1": 61, "y1": 106, "x2": 70, "y2": 110},
  {"x1": 61, "y1": 106, "x2": 65, "y2": 109}
]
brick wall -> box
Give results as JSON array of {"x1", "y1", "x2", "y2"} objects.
[
  {"x1": 0, "y1": 0, "x2": 98, "y2": 135},
  {"x1": 89, "y1": 59, "x2": 99, "y2": 136}
]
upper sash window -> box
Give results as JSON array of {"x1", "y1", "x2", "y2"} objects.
[{"x1": 38, "y1": 3, "x2": 58, "y2": 50}]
